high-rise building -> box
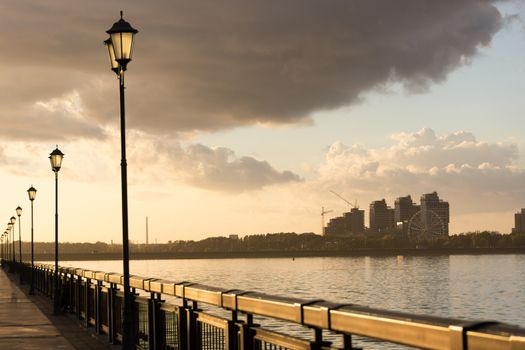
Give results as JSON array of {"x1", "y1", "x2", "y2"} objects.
[
  {"x1": 370, "y1": 199, "x2": 395, "y2": 233},
  {"x1": 420, "y1": 192, "x2": 449, "y2": 235},
  {"x1": 512, "y1": 209, "x2": 525, "y2": 233},
  {"x1": 325, "y1": 217, "x2": 345, "y2": 236},
  {"x1": 325, "y1": 208, "x2": 365, "y2": 236},
  {"x1": 394, "y1": 195, "x2": 420, "y2": 223},
  {"x1": 344, "y1": 208, "x2": 365, "y2": 235}
]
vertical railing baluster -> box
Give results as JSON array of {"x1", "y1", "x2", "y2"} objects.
[
  {"x1": 342, "y1": 333, "x2": 362, "y2": 350},
  {"x1": 108, "y1": 283, "x2": 116, "y2": 344},
  {"x1": 184, "y1": 300, "x2": 199, "y2": 350},
  {"x1": 76, "y1": 275, "x2": 82, "y2": 320},
  {"x1": 177, "y1": 303, "x2": 188, "y2": 350},
  {"x1": 95, "y1": 280, "x2": 101, "y2": 334},
  {"x1": 148, "y1": 292, "x2": 163, "y2": 350},
  {"x1": 84, "y1": 278, "x2": 90, "y2": 327}
]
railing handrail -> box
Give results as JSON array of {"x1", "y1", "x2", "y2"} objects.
[{"x1": 32, "y1": 262, "x2": 525, "y2": 350}]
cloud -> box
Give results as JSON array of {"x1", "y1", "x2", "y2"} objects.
[
  {"x1": 0, "y1": 0, "x2": 506, "y2": 138},
  {"x1": 0, "y1": 88, "x2": 106, "y2": 141},
  {"x1": 165, "y1": 143, "x2": 302, "y2": 193},
  {"x1": 318, "y1": 128, "x2": 525, "y2": 215},
  {"x1": 125, "y1": 136, "x2": 302, "y2": 192}
]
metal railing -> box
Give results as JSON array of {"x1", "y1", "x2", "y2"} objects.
[{"x1": 2, "y1": 259, "x2": 525, "y2": 350}]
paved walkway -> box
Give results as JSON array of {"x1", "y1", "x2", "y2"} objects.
[{"x1": 0, "y1": 266, "x2": 114, "y2": 349}]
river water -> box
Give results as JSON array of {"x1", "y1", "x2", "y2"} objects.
[{"x1": 61, "y1": 255, "x2": 525, "y2": 349}]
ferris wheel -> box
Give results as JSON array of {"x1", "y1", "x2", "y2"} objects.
[{"x1": 408, "y1": 210, "x2": 445, "y2": 241}]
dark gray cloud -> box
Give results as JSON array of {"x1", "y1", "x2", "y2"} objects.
[{"x1": 0, "y1": 0, "x2": 504, "y2": 138}]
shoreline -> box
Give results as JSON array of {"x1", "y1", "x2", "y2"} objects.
[{"x1": 34, "y1": 247, "x2": 525, "y2": 261}]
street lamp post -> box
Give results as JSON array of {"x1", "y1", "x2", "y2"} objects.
[
  {"x1": 16, "y1": 206, "x2": 22, "y2": 284},
  {"x1": 10, "y1": 217, "x2": 16, "y2": 263},
  {"x1": 28, "y1": 186, "x2": 37, "y2": 295},
  {"x1": 2, "y1": 233, "x2": 6, "y2": 264},
  {"x1": 5, "y1": 229, "x2": 9, "y2": 267},
  {"x1": 6, "y1": 229, "x2": 10, "y2": 266},
  {"x1": 105, "y1": 11, "x2": 138, "y2": 349},
  {"x1": 49, "y1": 147, "x2": 64, "y2": 314}
]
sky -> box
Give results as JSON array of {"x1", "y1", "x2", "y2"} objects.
[{"x1": 0, "y1": 0, "x2": 524, "y2": 243}]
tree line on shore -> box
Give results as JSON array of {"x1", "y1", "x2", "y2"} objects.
[{"x1": 14, "y1": 231, "x2": 525, "y2": 255}]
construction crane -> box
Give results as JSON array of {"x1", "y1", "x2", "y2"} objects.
[
  {"x1": 321, "y1": 207, "x2": 333, "y2": 235},
  {"x1": 330, "y1": 190, "x2": 359, "y2": 209}
]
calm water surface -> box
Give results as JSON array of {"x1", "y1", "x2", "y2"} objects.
[{"x1": 60, "y1": 255, "x2": 525, "y2": 348}]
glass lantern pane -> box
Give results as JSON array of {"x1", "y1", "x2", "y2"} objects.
[
  {"x1": 50, "y1": 154, "x2": 63, "y2": 170},
  {"x1": 111, "y1": 32, "x2": 134, "y2": 61},
  {"x1": 106, "y1": 40, "x2": 119, "y2": 70}
]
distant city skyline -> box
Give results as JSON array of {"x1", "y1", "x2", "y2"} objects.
[
  {"x1": 326, "y1": 191, "x2": 450, "y2": 238},
  {"x1": 0, "y1": 1, "x2": 524, "y2": 242}
]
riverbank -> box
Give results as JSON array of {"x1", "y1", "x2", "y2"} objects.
[{"x1": 33, "y1": 247, "x2": 525, "y2": 261}]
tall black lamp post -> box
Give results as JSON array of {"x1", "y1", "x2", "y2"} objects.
[
  {"x1": 104, "y1": 11, "x2": 138, "y2": 349},
  {"x1": 16, "y1": 206, "x2": 22, "y2": 284},
  {"x1": 49, "y1": 147, "x2": 64, "y2": 314},
  {"x1": 28, "y1": 186, "x2": 37, "y2": 295},
  {"x1": 10, "y1": 217, "x2": 16, "y2": 263}
]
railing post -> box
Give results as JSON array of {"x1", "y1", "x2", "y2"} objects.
[
  {"x1": 37, "y1": 266, "x2": 41, "y2": 292},
  {"x1": 237, "y1": 313, "x2": 255, "y2": 350},
  {"x1": 45, "y1": 268, "x2": 49, "y2": 296},
  {"x1": 46, "y1": 268, "x2": 50, "y2": 296},
  {"x1": 312, "y1": 328, "x2": 323, "y2": 350},
  {"x1": 42, "y1": 267, "x2": 46, "y2": 293},
  {"x1": 184, "y1": 300, "x2": 199, "y2": 350},
  {"x1": 148, "y1": 292, "x2": 163, "y2": 350},
  {"x1": 342, "y1": 334, "x2": 362, "y2": 350},
  {"x1": 108, "y1": 283, "x2": 117, "y2": 344},
  {"x1": 76, "y1": 275, "x2": 82, "y2": 320},
  {"x1": 177, "y1": 302, "x2": 188, "y2": 350},
  {"x1": 49, "y1": 268, "x2": 53, "y2": 298},
  {"x1": 69, "y1": 273, "x2": 75, "y2": 314},
  {"x1": 226, "y1": 319, "x2": 235, "y2": 350},
  {"x1": 95, "y1": 281, "x2": 102, "y2": 335},
  {"x1": 84, "y1": 278, "x2": 91, "y2": 328},
  {"x1": 62, "y1": 272, "x2": 68, "y2": 311}
]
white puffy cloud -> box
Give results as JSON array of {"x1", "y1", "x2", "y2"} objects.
[
  {"x1": 128, "y1": 137, "x2": 302, "y2": 193},
  {"x1": 318, "y1": 128, "x2": 525, "y2": 215}
]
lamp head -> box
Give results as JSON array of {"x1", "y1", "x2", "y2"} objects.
[
  {"x1": 28, "y1": 186, "x2": 37, "y2": 201},
  {"x1": 106, "y1": 11, "x2": 138, "y2": 71},
  {"x1": 49, "y1": 146, "x2": 64, "y2": 172}
]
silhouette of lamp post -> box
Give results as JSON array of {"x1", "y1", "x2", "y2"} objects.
[
  {"x1": 27, "y1": 186, "x2": 37, "y2": 295},
  {"x1": 1, "y1": 233, "x2": 4, "y2": 263},
  {"x1": 2, "y1": 232, "x2": 6, "y2": 263},
  {"x1": 6, "y1": 228, "x2": 10, "y2": 265},
  {"x1": 10, "y1": 217, "x2": 16, "y2": 263},
  {"x1": 4, "y1": 229, "x2": 9, "y2": 265},
  {"x1": 105, "y1": 11, "x2": 138, "y2": 348},
  {"x1": 8, "y1": 225, "x2": 12, "y2": 262},
  {"x1": 49, "y1": 146, "x2": 64, "y2": 314},
  {"x1": 2, "y1": 232, "x2": 7, "y2": 264},
  {"x1": 16, "y1": 206, "x2": 23, "y2": 284}
]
